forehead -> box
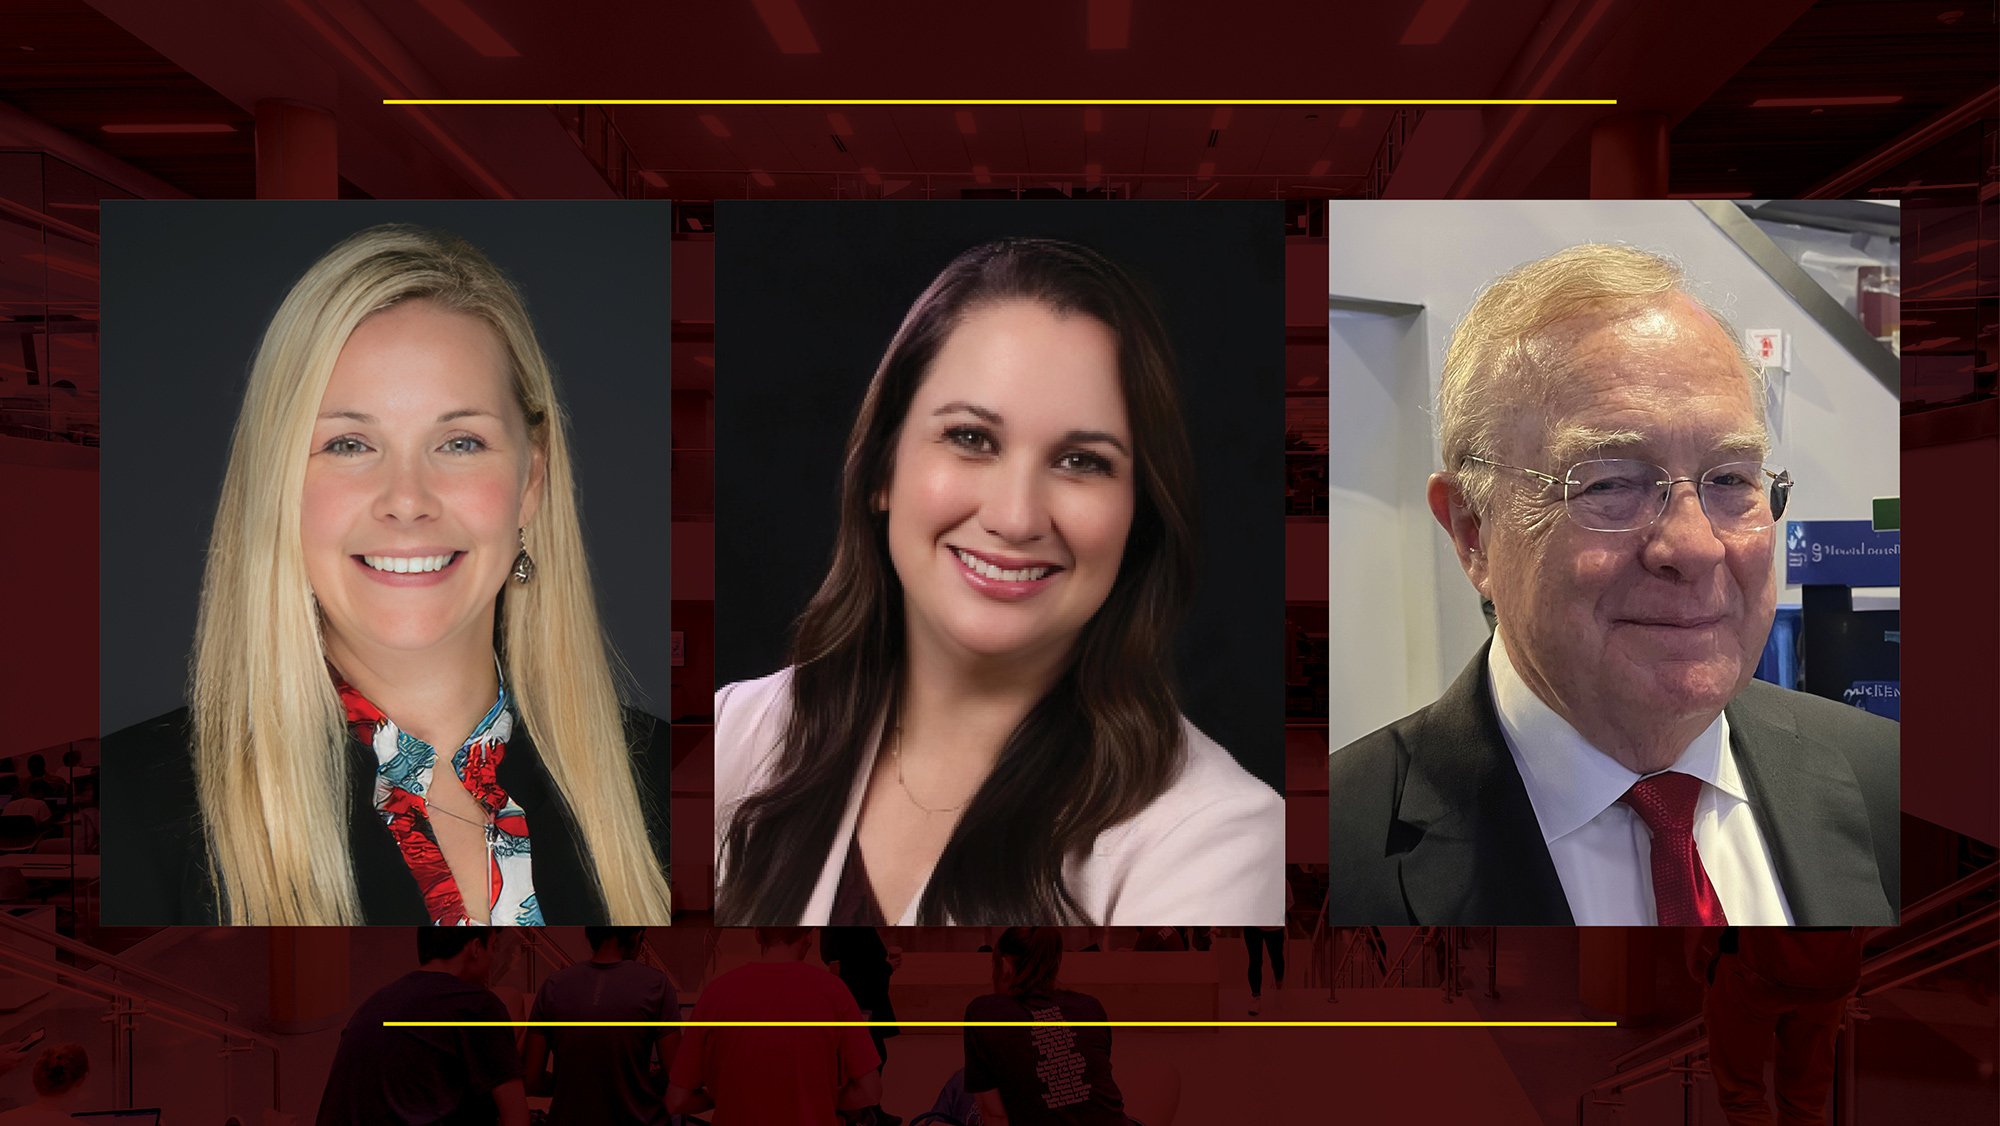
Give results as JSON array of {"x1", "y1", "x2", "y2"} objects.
[
  {"x1": 1511, "y1": 298, "x2": 1761, "y2": 460},
  {"x1": 910, "y1": 300, "x2": 1128, "y2": 430},
  {"x1": 320, "y1": 301, "x2": 515, "y2": 417}
]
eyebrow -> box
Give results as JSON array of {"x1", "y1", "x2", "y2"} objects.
[
  {"x1": 1544, "y1": 423, "x2": 1772, "y2": 467},
  {"x1": 317, "y1": 409, "x2": 501, "y2": 425},
  {"x1": 931, "y1": 400, "x2": 1131, "y2": 456}
]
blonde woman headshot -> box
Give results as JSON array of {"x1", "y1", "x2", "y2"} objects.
[
  {"x1": 102, "y1": 220, "x2": 672, "y2": 926},
  {"x1": 714, "y1": 227, "x2": 1285, "y2": 927}
]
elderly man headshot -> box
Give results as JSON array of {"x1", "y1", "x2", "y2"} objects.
[{"x1": 1327, "y1": 243, "x2": 1898, "y2": 927}]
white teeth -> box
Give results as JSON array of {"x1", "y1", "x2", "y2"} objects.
[
  {"x1": 953, "y1": 548, "x2": 1049, "y2": 583},
  {"x1": 363, "y1": 553, "x2": 454, "y2": 574}
]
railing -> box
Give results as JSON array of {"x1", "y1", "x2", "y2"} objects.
[
  {"x1": 1579, "y1": 863, "x2": 2000, "y2": 1125},
  {"x1": 0, "y1": 913, "x2": 240, "y2": 1021},
  {"x1": 0, "y1": 925, "x2": 282, "y2": 1115},
  {"x1": 1306, "y1": 907, "x2": 1499, "y2": 1004}
]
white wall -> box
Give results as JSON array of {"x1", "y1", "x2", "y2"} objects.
[{"x1": 1323, "y1": 201, "x2": 1899, "y2": 749}]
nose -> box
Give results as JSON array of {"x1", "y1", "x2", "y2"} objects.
[
  {"x1": 979, "y1": 458, "x2": 1051, "y2": 544},
  {"x1": 372, "y1": 449, "x2": 441, "y2": 525},
  {"x1": 1640, "y1": 479, "x2": 1727, "y2": 579}
]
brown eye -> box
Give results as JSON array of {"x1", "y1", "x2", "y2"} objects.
[
  {"x1": 1057, "y1": 450, "x2": 1114, "y2": 476},
  {"x1": 944, "y1": 426, "x2": 997, "y2": 454}
]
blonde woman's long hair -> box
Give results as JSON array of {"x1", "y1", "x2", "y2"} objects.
[{"x1": 191, "y1": 224, "x2": 671, "y2": 925}]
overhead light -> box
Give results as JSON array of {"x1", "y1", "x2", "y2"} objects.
[
  {"x1": 1087, "y1": 0, "x2": 1130, "y2": 49},
  {"x1": 1084, "y1": 109, "x2": 1103, "y2": 133},
  {"x1": 639, "y1": 170, "x2": 667, "y2": 187},
  {"x1": 1210, "y1": 107, "x2": 1232, "y2": 129},
  {"x1": 751, "y1": 170, "x2": 775, "y2": 187},
  {"x1": 414, "y1": 0, "x2": 519, "y2": 57},
  {"x1": 956, "y1": 111, "x2": 977, "y2": 135},
  {"x1": 700, "y1": 114, "x2": 730, "y2": 137},
  {"x1": 750, "y1": 0, "x2": 820, "y2": 53},
  {"x1": 102, "y1": 123, "x2": 236, "y2": 134},
  {"x1": 827, "y1": 112, "x2": 854, "y2": 136},
  {"x1": 1400, "y1": 0, "x2": 1472, "y2": 45},
  {"x1": 1310, "y1": 159, "x2": 1330, "y2": 176},
  {"x1": 1750, "y1": 96, "x2": 1902, "y2": 107},
  {"x1": 1196, "y1": 161, "x2": 1215, "y2": 181},
  {"x1": 1338, "y1": 108, "x2": 1363, "y2": 128},
  {"x1": 973, "y1": 165, "x2": 991, "y2": 184}
]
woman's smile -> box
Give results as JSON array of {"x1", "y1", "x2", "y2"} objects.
[{"x1": 948, "y1": 544, "x2": 1065, "y2": 600}]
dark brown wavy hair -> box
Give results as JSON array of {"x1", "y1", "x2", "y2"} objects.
[{"x1": 716, "y1": 238, "x2": 1199, "y2": 925}]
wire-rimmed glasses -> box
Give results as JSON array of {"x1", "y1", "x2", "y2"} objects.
[{"x1": 1460, "y1": 456, "x2": 1793, "y2": 533}]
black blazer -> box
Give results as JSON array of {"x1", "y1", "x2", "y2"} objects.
[
  {"x1": 1327, "y1": 641, "x2": 1900, "y2": 926},
  {"x1": 101, "y1": 705, "x2": 671, "y2": 925}
]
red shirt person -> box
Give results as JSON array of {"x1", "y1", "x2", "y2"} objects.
[{"x1": 667, "y1": 927, "x2": 881, "y2": 1125}]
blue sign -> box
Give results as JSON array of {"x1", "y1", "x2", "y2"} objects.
[
  {"x1": 1785, "y1": 520, "x2": 1900, "y2": 586},
  {"x1": 1842, "y1": 680, "x2": 1899, "y2": 721}
]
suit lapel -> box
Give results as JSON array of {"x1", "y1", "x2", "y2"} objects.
[
  {"x1": 1394, "y1": 642, "x2": 1575, "y2": 925},
  {"x1": 1725, "y1": 685, "x2": 1892, "y2": 925}
]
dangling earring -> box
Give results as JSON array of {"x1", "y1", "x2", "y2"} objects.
[{"x1": 511, "y1": 528, "x2": 536, "y2": 585}]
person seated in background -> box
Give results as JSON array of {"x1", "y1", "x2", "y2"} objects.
[
  {"x1": 316, "y1": 929, "x2": 526, "y2": 1126},
  {"x1": 524, "y1": 927, "x2": 677, "y2": 1126},
  {"x1": 0, "y1": 780, "x2": 48, "y2": 826},
  {"x1": 960, "y1": 926, "x2": 1129, "y2": 1125},
  {"x1": 0, "y1": 1044, "x2": 91, "y2": 1124},
  {"x1": 21, "y1": 757, "x2": 65, "y2": 799},
  {"x1": 668, "y1": 927, "x2": 881, "y2": 1124}
]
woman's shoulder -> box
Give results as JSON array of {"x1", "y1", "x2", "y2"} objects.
[
  {"x1": 714, "y1": 667, "x2": 795, "y2": 723},
  {"x1": 1164, "y1": 717, "x2": 1284, "y2": 818},
  {"x1": 1072, "y1": 716, "x2": 1285, "y2": 925},
  {"x1": 100, "y1": 707, "x2": 212, "y2": 924},
  {"x1": 712, "y1": 668, "x2": 796, "y2": 799},
  {"x1": 102, "y1": 707, "x2": 198, "y2": 800}
]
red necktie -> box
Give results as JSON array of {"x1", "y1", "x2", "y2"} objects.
[{"x1": 1619, "y1": 771, "x2": 1729, "y2": 926}]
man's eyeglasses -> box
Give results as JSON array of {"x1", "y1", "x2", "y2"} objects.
[{"x1": 1460, "y1": 456, "x2": 1793, "y2": 534}]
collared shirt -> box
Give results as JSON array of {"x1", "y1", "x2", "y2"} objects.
[
  {"x1": 1487, "y1": 634, "x2": 1793, "y2": 926},
  {"x1": 336, "y1": 675, "x2": 543, "y2": 926}
]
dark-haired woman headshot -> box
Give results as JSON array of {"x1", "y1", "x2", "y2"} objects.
[{"x1": 714, "y1": 238, "x2": 1283, "y2": 926}]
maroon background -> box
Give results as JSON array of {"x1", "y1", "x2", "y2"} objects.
[{"x1": 0, "y1": 0, "x2": 1992, "y2": 1121}]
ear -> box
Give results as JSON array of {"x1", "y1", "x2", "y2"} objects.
[
  {"x1": 1427, "y1": 472, "x2": 1491, "y2": 598},
  {"x1": 519, "y1": 442, "x2": 548, "y2": 528}
]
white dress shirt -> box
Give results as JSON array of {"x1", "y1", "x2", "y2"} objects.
[
  {"x1": 713, "y1": 668, "x2": 1285, "y2": 926},
  {"x1": 1487, "y1": 635, "x2": 1794, "y2": 926}
]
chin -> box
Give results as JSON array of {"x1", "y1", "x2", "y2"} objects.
[{"x1": 1627, "y1": 658, "x2": 1748, "y2": 718}]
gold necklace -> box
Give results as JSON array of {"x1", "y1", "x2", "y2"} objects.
[{"x1": 889, "y1": 725, "x2": 972, "y2": 816}]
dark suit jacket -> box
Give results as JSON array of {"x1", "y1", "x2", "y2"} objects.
[
  {"x1": 1327, "y1": 642, "x2": 1899, "y2": 926},
  {"x1": 101, "y1": 705, "x2": 671, "y2": 925}
]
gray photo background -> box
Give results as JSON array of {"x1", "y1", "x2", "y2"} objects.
[{"x1": 99, "y1": 201, "x2": 673, "y2": 733}]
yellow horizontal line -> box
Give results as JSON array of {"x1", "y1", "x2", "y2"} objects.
[
  {"x1": 386, "y1": 1020, "x2": 1617, "y2": 1028},
  {"x1": 384, "y1": 98, "x2": 1616, "y2": 107}
]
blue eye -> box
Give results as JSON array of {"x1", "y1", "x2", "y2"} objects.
[
  {"x1": 440, "y1": 435, "x2": 488, "y2": 454},
  {"x1": 321, "y1": 436, "x2": 371, "y2": 456}
]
